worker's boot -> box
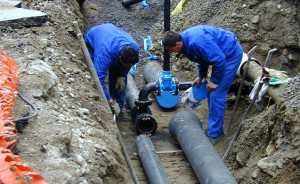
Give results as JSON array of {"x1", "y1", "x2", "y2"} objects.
[
  {"x1": 207, "y1": 132, "x2": 224, "y2": 146},
  {"x1": 117, "y1": 111, "x2": 131, "y2": 122}
]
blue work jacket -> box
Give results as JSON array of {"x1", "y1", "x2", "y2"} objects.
[
  {"x1": 180, "y1": 25, "x2": 239, "y2": 84},
  {"x1": 84, "y1": 23, "x2": 139, "y2": 101}
]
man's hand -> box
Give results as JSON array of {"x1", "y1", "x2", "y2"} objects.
[
  {"x1": 115, "y1": 77, "x2": 126, "y2": 93},
  {"x1": 192, "y1": 77, "x2": 202, "y2": 87},
  {"x1": 206, "y1": 81, "x2": 218, "y2": 91},
  {"x1": 108, "y1": 98, "x2": 114, "y2": 105},
  {"x1": 110, "y1": 100, "x2": 121, "y2": 116}
]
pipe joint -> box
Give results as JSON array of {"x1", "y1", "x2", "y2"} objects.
[
  {"x1": 135, "y1": 113, "x2": 157, "y2": 135},
  {"x1": 156, "y1": 71, "x2": 179, "y2": 96},
  {"x1": 139, "y1": 82, "x2": 158, "y2": 100},
  {"x1": 131, "y1": 105, "x2": 157, "y2": 135},
  {"x1": 134, "y1": 99, "x2": 152, "y2": 107}
]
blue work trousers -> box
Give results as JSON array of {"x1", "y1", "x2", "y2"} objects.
[
  {"x1": 207, "y1": 43, "x2": 243, "y2": 137},
  {"x1": 108, "y1": 67, "x2": 126, "y2": 111}
]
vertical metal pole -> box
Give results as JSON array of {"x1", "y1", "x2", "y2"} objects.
[{"x1": 163, "y1": 0, "x2": 170, "y2": 71}]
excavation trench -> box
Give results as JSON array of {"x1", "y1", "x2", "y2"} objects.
[{"x1": 81, "y1": 0, "x2": 291, "y2": 183}]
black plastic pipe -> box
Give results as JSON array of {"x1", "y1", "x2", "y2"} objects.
[
  {"x1": 125, "y1": 74, "x2": 157, "y2": 135},
  {"x1": 122, "y1": 0, "x2": 143, "y2": 7},
  {"x1": 144, "y1": 61, "x2": 163, "y2": 83},
  {"x1": 125, "y1": 74, "x2": 140, "y2": 109},
  {"x1": 178, "y1": 81, "x2": 192, "y2": 90},
  {"x1": 163, "y1": 0, "x2": 170, "y2": 71},
  {"x1": 136, "y1": 134, "x2": 171, "y2": 184},
  {"x1": 169, "y1": 111, "x2": 238, "y2": 184},
  {"x1": 138, "y1": 82, "x2": 158, "y2": 101}
]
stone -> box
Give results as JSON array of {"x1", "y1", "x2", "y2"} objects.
[
  {"x1": 250, "y1": 15, "x2": 260, "y2": 24},
  {"x1": 257, "y1": 156, "x2": 283, "y2": 177},
  {"x1": 288, "y1": 53, "x2": 298, "y2": 62}
]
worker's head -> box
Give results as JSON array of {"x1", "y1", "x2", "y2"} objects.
[
  {"x1": 119, "y1": 46, "x2": 139, "y2": 69},
  {"x1": 162, "y1": 31, "x2": 183, "y2": 53}
]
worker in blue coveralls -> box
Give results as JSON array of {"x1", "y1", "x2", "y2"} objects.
[
  {"x1": 84, "y1": 23, "x2": 139, "y2": 120},
  {"x1": 162, "y1": 25, "x2": 243, "y2": 145}
]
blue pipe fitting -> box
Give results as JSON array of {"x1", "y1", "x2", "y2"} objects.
[
  {"x1": 140, "y1": 0, "x2": 149, "y2": 8},
  {"x1": 156, "y1": 71, "x2": 180, "y2": 108},
  {"x1": 157, "y1": 71, "x2": 178, "y2": 95}
]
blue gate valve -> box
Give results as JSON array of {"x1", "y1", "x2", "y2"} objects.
[{"x1": 155, "y1": 71, "x2": 180, "y2": 108}]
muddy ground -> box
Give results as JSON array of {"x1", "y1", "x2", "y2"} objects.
[{"x1": 0, "y1": 0, "x2": 299, "y2": 183}]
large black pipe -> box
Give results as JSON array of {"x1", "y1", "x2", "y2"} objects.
[
  {"x1": 169, "y1": 111, "x2": 238, "y2": 184},
  {"x1": 125, "y1": 74, "x2": 157, "y2": 135},
  {"x1": 125, "y1": 73, "x2": 140, "y2": 109},
  {"x1": 122, "y1": 0, "x2": 143, "y2": 7},
  {"x1": 144, "y1": 61, "x2": 162, "y2": 83},
  {"x1": 163, "y1": 0, "x2": 170, "y2": 71},
  {"x1": 136, "y1": 135, "x2": 171, "y2": 184}
]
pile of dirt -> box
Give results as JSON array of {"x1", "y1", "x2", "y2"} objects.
[
  {"x1": 2, "y1": 0, "x2": 132, "y2": 183},
  {"x1": 0, "y1": 0, "x2": 299, "y2": 183}
]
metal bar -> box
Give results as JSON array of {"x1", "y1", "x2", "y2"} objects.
[
  {"x1": 226, "y1": 46, "x2": 257, "y2": 134},
  {"x1": 223, "y1": 48, "x2": 277, "y2": 161}
]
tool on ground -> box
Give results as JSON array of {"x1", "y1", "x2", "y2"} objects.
[
  {"x1": 223, "y1": 48, "x2": 277, "y2": 161},
  {"x1": 144, "y1": 36, "x2": 159, "y2": 60},
  {"x1": 130, "y1": 36, "x2": 158, "y2": 77},
  {"x1": 73, "y1": 21, "x2": 139, "y2": 184},
  {"x1": 226, "y1": 46, "x2": 257, "y2": 134}
]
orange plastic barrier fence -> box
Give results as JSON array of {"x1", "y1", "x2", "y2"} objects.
[{"x1": 0, "y1": 50, "x2": 47, "y2": 184}]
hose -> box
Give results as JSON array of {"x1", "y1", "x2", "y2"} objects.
[{"x1": 13, "y1": 93, "x2": 38, "y2": 122}]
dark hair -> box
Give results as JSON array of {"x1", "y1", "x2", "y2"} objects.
[
  {"x1": 119, "y1": 46, "x2": 139, "y2": 64},
  {"x1": 162, "y1": 31, "x2": 182, "y2": 47}
]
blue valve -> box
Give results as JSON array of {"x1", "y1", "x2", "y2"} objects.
[{"x1": 156, "y1": 71, "x2": 180, "y2": 108}]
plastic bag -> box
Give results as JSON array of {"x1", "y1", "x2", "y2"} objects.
[{"x1": 182, "y1": 87, "x2": 201, "y2": 112}]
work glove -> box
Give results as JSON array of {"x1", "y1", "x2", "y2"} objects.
[
  {"x1": 110, "y1": 101, "x2": 121, "y2": 116},
  {"x1": 263, "y1": 67, "x2": 288, "y2": 80},
  {"x1": 115, "y1": 77, "x2": 126, "y2": 93}
]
